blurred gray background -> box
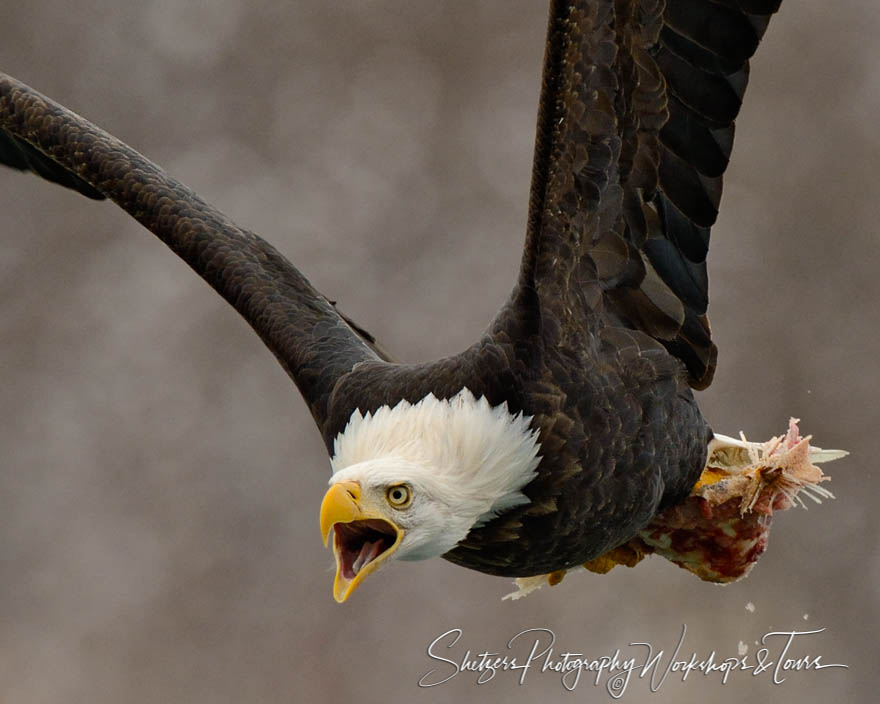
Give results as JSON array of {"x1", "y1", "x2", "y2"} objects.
[{"x1": 1, "y1": 1, "x2": 877, "y2": 702}]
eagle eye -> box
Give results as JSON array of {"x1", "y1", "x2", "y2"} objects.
[{"x1": 385, "y1": 484, "x2": 412, "y2": 509}]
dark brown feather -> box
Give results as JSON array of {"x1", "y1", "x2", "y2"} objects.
[
  {"x1": 0, "y1": 74, "x2": 383, "y2": 428},
  {"x1": 518, "y1": 0, "x2": 780, "y2": 389}
]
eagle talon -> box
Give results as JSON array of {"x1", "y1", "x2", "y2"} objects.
[{"x1": 547, "y1": 570, "x2": 567, "y2": 586}]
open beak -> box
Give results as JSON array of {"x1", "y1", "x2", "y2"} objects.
[{"x1": 319, "y1": 481, "x2": 404, "y2": 602}]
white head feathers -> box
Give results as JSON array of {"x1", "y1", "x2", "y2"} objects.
[{"x1": 328, "y1": 388, "x2": 542, "y2": 557}]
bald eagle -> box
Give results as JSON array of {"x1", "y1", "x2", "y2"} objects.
[{"x1": 0, "y1": 0, "x2": 825, "y2": 602}]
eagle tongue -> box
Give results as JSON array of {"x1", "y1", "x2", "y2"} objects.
[{"x1": 351, "y1": 539, "x2": 384, "y2": 575}]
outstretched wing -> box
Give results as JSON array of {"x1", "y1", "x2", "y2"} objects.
[
  {"x1": 517, "y1": 0, "x2": 781, "y2": 388},
  {"x1": 0, "y1": 73, "x2": 391, "y2": 427}
]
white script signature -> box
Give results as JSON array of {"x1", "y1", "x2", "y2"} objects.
[{"x1": 418, "y1": 624, "x2": 847, "y2": 696}]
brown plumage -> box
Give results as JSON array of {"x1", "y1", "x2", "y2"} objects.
[{"x1": 0, "y1": 0, "x2": 782, "y2": 577}]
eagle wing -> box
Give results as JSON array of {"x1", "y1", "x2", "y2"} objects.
[
  {"x1": 517, "y1": 0, "x2": 781, "y2": 388},
  {"x1": 0, "y1": 73, "x2": 391, "y2": 426}
]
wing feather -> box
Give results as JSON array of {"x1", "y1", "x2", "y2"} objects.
[
  {"x1": 0, "y1": 73, "x2": 389, "y2": 426},
  {"x1": 515, "y1": 0, "x2": 782, "y2": 388}
]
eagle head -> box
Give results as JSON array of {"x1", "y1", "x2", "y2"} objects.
[{"x1": 318, "y1": 389, "x2": 542, "y2": 602}]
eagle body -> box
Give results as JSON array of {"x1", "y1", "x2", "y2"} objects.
[
  {"x1": 0, "y1": 0, "x2": 783, "y2": 600},
  {"x1": 325, "y1": 315, "x2": 711, "y2": 577}
]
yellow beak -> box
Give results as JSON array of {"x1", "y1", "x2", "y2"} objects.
[{"x1": 319, "y1": 481, "x2": 404, "y2": 603}]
